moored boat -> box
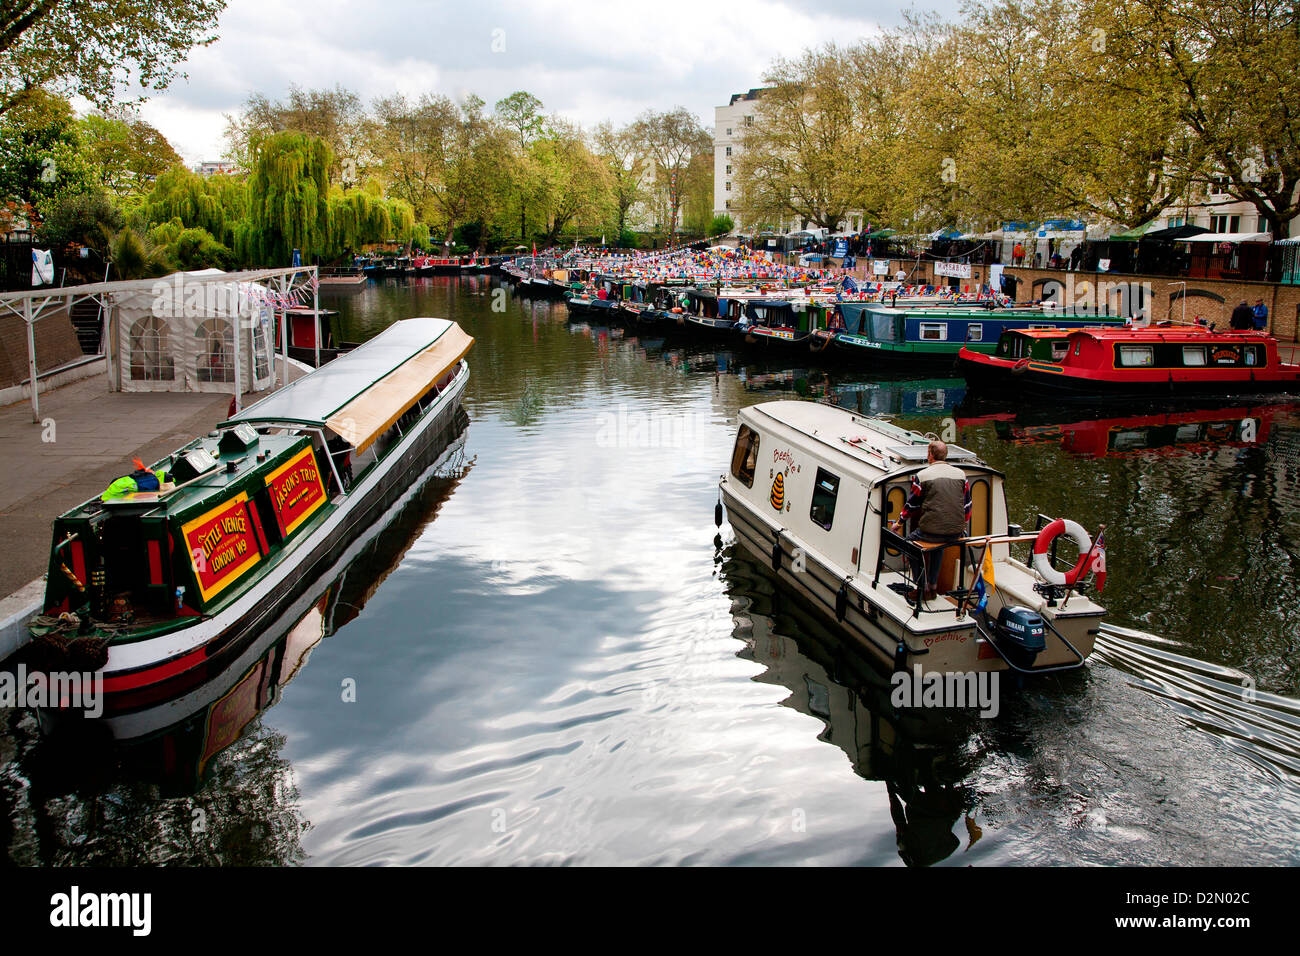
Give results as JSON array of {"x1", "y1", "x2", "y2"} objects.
[
  {"x1": 958, "y1": 325, "x2": 1300, "y2": 400},
  {"x1": 718, "y1": 401, "x2": 1107, "y2": 676},
  {"x1": 28, "y1": 318, "x2": 474, "y2": 715}
]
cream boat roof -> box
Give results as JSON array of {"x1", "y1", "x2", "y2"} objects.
[{"x1": 739, "y1": 400, "x2": 986, "y2": 484}]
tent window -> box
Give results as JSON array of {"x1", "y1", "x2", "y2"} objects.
[
  {"x1": 197, "y1": 318, "x2": 235, "y2": 383},
  {"x1": 129, "y1": 315, "x2": 175, "y2": 381}
]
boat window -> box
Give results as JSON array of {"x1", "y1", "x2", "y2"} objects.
[
  {"x1": 1244, "y1": 345, "x2": 1262, "y2": 366},
  {"x1": 1051, "y1": 340, "x2": 1069, "y2": 361},
  {"x1": 1118, "y1": 345, "x2": 1154, "y2": 367},
  {"x1": 919, "y1": 322, "x2": 948, "y2": 341},
  {"x1": 872, "y1": 313, "x2": 897, "y2": 342},
  {"x1": 1182, "y1": 346, "x2": 1207, "y2": 366},
  {"x1": 966, "y1": 324, "x2": 983, "y2": 342},
  {"x1": 730, "y1": 425, "x2": 760, "y2": 488},
  {"x1": 809, "y1": 468, "x2": 840, "y2": 530},
  {"x1": 968, "y1": 478, "x2": 990, "y2": 537}
]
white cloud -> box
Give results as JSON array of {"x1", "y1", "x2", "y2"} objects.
[{"x1": 115, "y1": 0, "x2": 958, "y2": 164}]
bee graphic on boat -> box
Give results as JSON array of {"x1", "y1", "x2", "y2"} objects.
[{"x1": 770, "y1": 471, "x2": 786, "y2": 511}]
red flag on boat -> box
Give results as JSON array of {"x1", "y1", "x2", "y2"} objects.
[{"x1": 1090, "y1": 530, "x2": 1106, "y2": 592}]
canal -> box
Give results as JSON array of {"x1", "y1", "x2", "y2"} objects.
[{"x1": 4, "y1": 274, "x2": 1300, "y2": 865}]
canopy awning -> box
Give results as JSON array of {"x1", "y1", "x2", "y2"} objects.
[
  {"x1": 1180, "y1": 231, "x2": 1272, "y2": 243},
  {"x1": 863, "y1": 228, "x2": 896, "y2": 239},
  {"x1": 1141, "y1": 224, "x2": 1209, "y2": 241},
  {"x1": 1109, "y1": 220, "x2": 1160, "y2": 240},
  {"x1": 228, "y1": 317, "x2": 473, "y2": 451}
]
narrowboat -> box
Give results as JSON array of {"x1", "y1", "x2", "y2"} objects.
[
  {"x1": 815, "y1": 303, "x2": 1121, "y2": 368},
  {"x1": 718, "y1": 401, "x2": 1107, "y2": 675},
  {"x1": 28, "y1": 317, "x2": 474, "y2": 714},
  {"x1": 958, "y1": 325, "x2": 1300, "y2": 400},
  {"x1": 736, "y1": 298, "x2": 822, "y2": 349}
]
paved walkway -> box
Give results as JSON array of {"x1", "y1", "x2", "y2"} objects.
[{"x1": 0, "y1": 371, "x2": 295, "y2": 599}]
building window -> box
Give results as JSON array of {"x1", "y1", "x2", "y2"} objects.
[
  {"x1": 726, "y1": 165, "x2": 732, "y2": 175},
  {"x1": 725, "y1": 200, "x2": 731, "y2": 210},
  {"x1": 725, "y1": 182, "x2": 731, "y2": 191},
  {"x1": 1211, "y1": 214, "x2": 1240, "y2": 233},
  {"x1": 809, "y1": 468, "x2": 839, "y2": 530},
  {"x1": 725, "y1": 146, "x2": 731, "y2": 156},
  {"x1": 726, "y1": 128, "x2": 732, "y2": 136},
  {"x1": 744, "y1": 115, "x2": 753, "y2": 125},
  {"x1": 730, "y1": 425, "x2": 760, "y2": 488}
]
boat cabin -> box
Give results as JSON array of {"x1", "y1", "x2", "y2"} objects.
[{"x1": 40, "y1": 319, "x2": 473, "y2": 632}]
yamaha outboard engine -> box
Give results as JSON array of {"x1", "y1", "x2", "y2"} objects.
[{"x1": 993, "y1": 605, "x2": 1047, "y2": 669}]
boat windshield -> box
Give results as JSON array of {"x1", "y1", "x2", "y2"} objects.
[{"x1": 872, "y1": 313, "x2": 898, "y2": 342}]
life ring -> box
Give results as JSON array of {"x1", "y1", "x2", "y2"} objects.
[{"x1": 1032, "y1": 518, "x2": 1092, "y2": 586}]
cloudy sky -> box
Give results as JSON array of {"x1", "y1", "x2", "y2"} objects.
[{"x1": 125, "y1": 0, "x2": 959, "y2": 165}]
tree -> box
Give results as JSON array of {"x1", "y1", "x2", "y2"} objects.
[
  {"x1": 241, "y1": 131, "x2": 332, "y2": 265},
  {"x1": 531, "y1": 119, "x2": 612, "y2": 243},
  {"x1": 734, "y1": 47, "x2": 868, "y2": 232},
  {"x1": 79, "y1": 113, "x2": 182, "y2": 199},
  {"x1": 494, "y1": 91, "x2": 545, "y2": 239},
  {"x1": 630, "y1": 107, "x2": 711, "y2": 238},
  {"x1": 37, "y1": 190, "x2": 123, "y2": 257},
  {"x1": 0, "y1": 0, "x2": 227, "y2": 117},
  {"x1": 593, "y1": 121, "x2": 647, "y2": 235},
  {"x1": 373, "y1": 93, "x2": 511, "y2": 249},
  {"x1": 1103, "y1": 0, "x2": 1300, "y2": 239},
  {"x1": 225, "y1": 85, "x2": 372, "y2": 183},
  {"x1": 0, "y1": 90, "x2": 94, "y2": 212}
]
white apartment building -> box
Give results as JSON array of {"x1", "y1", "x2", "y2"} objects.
[
  {"x1": 1152, "y1": 175, "x2": 1297, "y2": 237},
  {"x1": 195, "y1": 161, "x2": 238, "y2": 176},
  {"x1": 714, "y1": 89, "x2": 764, "y2": 226}
]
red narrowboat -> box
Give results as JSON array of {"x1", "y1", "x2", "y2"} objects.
[{"x1": 958, "y1": 326, "x2": 1300, "y2": 400}]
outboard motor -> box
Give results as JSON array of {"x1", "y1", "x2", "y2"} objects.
[{"x1": 993, "y1": 605, "x2": 1047, "y2": 669}]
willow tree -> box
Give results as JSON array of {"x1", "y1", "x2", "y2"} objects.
[
  {"x1": 139, "y1": 165, "x2": 247, "y2": 248},
  {"x1": 244, "y1": 131, "x2": 332, "y2": 265}
]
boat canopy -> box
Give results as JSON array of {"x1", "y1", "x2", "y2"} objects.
[{"x1": 226, "y1": 317, "x2": 473, "y2": 452}]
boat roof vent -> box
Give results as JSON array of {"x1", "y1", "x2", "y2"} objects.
[{"x1": 218, "y1": 422, "x2": 260, "y2": 455}]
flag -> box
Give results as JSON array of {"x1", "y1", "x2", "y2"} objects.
[
  {"x1": 1090, "y1": 531, "x2": 1106, "y2": 592},
  {"x1": 32, "y1": 248, "x2": 53, "y2": 286},
  {"x1": 973, "y1": 543, "x2": 996, "y2": 611}
]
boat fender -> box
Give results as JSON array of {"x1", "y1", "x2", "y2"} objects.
[
  {"x1": 835, "y1": 578, "x2": 850, "y2": 622},
  {"x1": 714, "y1": 497, "x2": 723, "y2": 528},
  {"x1": 1032, "y1": 518, "x2": 1093, "y2": 587}
]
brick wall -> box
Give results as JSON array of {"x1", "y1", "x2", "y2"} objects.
[
  {"x1": 1005, "y1": 267, "x2": 1300, "y2": 341},
  {"x1": 0, "y1": 307, "x2": 87, "y2": 389}
]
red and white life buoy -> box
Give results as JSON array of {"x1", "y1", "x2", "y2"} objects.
[{"x1": 1032, "y1": 518, "x2": 1092, "y2": 586}]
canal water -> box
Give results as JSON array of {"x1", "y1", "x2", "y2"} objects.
[{"x1": 4, "y1": 275, "x2": 1300, "y2": 865}]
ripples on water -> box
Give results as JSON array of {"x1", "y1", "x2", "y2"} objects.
[{"x1": 3, "y1": 276, "x2": 1300, "y2": 866}]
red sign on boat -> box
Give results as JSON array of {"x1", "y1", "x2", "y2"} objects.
[
  {"x1": 182, "y1": 493, "x2": 263, "y2": 602},
  {"x1": 265, "y1": 446, "x2": 327, "y2": 537}
]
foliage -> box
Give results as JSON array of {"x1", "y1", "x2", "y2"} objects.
[
  {"x1": 0, "y1": 90, "x2": 95, "y2": 212},
  {"x1": 709, "y1": 214, "x2": 734, "y2": 236},
  {"x1": 630, "y1": 107, "x2": 711, "y2": 238},
  {"x1": 36, "y1": 189, "x2": 123, "y2": 255},
  {"x1": 243, "y1": 131, "x2": 332, "y2": 265},
  {"x1": 79, "y1": 112, "x2": 183, "y2": 199},
  {"x1": 0, "y1": 0, "x2": 227, "y2": 117}
]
